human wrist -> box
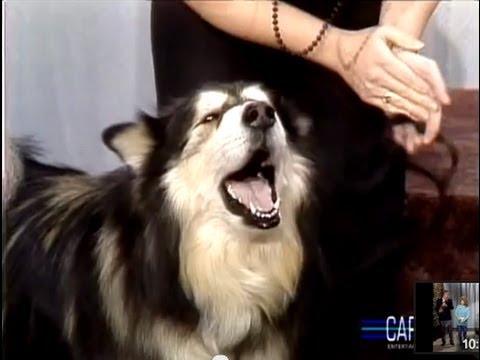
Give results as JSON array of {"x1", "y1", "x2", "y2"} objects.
[
  {"x1": 328, "y1": 28, "x2": 371, "y2": 83},
  {"x1": 379, "y1": 2, "x2": 439, "y2": 39},
  {"x1": 309, "y1": 26, "x2": 349, "y2": 76}
]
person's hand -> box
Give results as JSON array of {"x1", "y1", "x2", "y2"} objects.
[
  {"x1": 390, "y1": 48, "x2": 450, "y2": 152},
  {"x1": 391, "y1": 122, "x2": 423, "y2": 155},
  {"x1": 335, "y1": 26, "x2": 450, "y2": 150}
]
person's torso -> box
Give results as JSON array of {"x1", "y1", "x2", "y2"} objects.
[
  {"x1": 438, "y1": 299, "x2": 453, "y2": 320},
  {"x1": 456, "y1": 305, "x2": 469, "y2": 318}
]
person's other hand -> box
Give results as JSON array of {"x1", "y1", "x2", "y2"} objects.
[
  {"x1": 392, "y1": 48, "x2": 449, "y2": 149},
  {"x1": 391, "y1": 122, "x2": 422, "y2": 155},
  {"x1": 336, "y1": 26, "x2": 450, "y2": 149}
]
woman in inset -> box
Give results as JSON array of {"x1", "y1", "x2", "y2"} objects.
[
  {"x1": 455, "y1": 296, "x2": 471, "y2": 344},
  {"x1": 150, "y1": 1, "x2": 449, "y2": 357}
]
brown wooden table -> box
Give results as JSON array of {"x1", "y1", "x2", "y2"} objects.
[{"x1": 398, "y1": 89, "x2": 479, "y2": 313}]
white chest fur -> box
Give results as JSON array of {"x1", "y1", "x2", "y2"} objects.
[{"x1": 179, "y1": 214, "x2": 303, "y2": 355}]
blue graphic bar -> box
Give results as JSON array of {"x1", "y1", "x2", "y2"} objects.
[
  {"x1": 360, "y1": 334, "x2": 415, "y2": 340},
  {"x1": 361, "y1": 327, "x2": 411, "y2": 331},
  {"x1": 360, "y1": 318, "x2": 415, "y2": 341},
  {"x1": 361, "y1": 334, "x2": 389, "y2": 340}
]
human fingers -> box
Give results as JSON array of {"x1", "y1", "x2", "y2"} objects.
[
  {"x1": 406, "y1": 123, "x2": 424, "y2": 154},
  {"x1": 372, "y1": 70, "x2": 438, "y2": 121},
  {"x1": 380, "y1": 68, "x2": 439, "y2": 113},
  {"x1": 377, "y1": 44, "x2": 435, "y2": 100},
  {"x1": 380, "y1": 26, "x2": 425, "y2": 53},
  {"x1": 392, "y1": 123, "x2": 423, "y2": 154},
  {"x1": 376, "y1": 90, "x2": 430, "y2": 124},
  {"x1": 423, "y1": 106, "x2": 442, "y2": 144},
  {"x1": 395, "y1": 50, "x2": 451, "y2": 105},
  {"x1": 371, "y1": 97, "x2": 415, "y2": 120},
  {"x1": 392, "y1": 124, "x2": 408, "y2": 150}
]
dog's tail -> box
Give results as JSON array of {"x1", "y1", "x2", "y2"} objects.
[
  {"x1": 2, "y1": 136, "x2": 25, "y2": 209},
  {"x1": 3, "y1": 137, "x2": 86, "y2": 210}
]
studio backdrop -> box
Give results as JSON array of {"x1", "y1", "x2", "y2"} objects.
[
  {"x1": 5, "y1": 0, "x2": 480, "y2": 173},
  {"x1": 444, "y1": 282, "x2": 480, "y2": 330}
]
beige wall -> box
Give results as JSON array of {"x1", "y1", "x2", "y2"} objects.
[{"x1": 422, "y1": 0, "x2": 479, "y2": 89}]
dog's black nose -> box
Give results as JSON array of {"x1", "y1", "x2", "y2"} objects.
[{"x1": 243, "y1": 102, "x2": 276, "y2": 130}]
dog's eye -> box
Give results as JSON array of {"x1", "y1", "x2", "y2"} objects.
[{"x1": 202, "y1": 112, "x2": 221, "y2": 123}]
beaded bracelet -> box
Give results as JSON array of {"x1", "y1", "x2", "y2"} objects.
[{"x1": 271, "y1": 0, "x2": 343, "y2": 57}]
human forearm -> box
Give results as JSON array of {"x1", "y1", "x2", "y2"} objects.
[
  {"x1": 380, "y1": 1, "x2": 440, "y2": 38},
  {"x1": 184, "y1": 1, "x2": 343, "y2": 73}
]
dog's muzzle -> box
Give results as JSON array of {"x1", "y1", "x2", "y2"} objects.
[{"x1": 242, "y1": 101, "x2": 276, "y2": 131}]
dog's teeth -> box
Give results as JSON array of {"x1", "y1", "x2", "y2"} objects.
[
  {"x1": 227, "y1": 184, "x2": 235, "y2": 198},
  {"x1": 249, "y1": 202, "x2": 256, "y2": 214},
  {"x1": 274, "y1": 197, "x2": 280, "y2": 209}
]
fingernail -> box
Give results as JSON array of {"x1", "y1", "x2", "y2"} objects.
[
  {"x1": 423, "y1": 136, "x2": 433, "y2": 145},
  {"x1": 445, "y1": 95, "x2": 452, "y2": 105},
  {"x1": 412, "y1": 40, "x2": 425, "y2": 49}
]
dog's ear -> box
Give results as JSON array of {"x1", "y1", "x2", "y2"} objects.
[{"x1": 102, "y1": 114, "x2": 159, "y2": 170}]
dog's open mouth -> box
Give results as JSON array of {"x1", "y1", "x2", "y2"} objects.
[{"x1": 222, "y1": 149, "x2": 280, "y2": 229}]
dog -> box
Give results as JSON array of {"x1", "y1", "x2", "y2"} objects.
[{"x1": 3, "y1": 83, "x2": 325, "y2": 359}]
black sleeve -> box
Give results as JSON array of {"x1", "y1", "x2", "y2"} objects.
[
  {"x1": 447, "y1": 299, "x2": 454, "y2": 311},
  {"x1": 434, "y1": 299, "x2": 441, "y2": 312}
]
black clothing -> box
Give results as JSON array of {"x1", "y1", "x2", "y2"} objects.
[
  {"x1": 150, "y1": 0, "x2": 408, "y2": 281},
  {"x1": 150, "y1": 2, "x2": 412, "y2": 358},
  {"x1": 436, "y1": 298, "x2": 455, "y2": 321}
]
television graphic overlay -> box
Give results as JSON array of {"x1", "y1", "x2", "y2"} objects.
[
  {"x1": 360, "y1": 316, "x2": 415, "y2": 351},
  {"x1": 415, "y1": 281, "x2": 479, "y2": 355}
]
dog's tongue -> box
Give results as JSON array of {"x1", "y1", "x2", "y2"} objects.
[{"x1": 229, "y1": 177, "x2": 273, "y2": 211}]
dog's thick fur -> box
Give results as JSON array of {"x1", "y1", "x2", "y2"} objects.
[{"x1": 3, "y1": 83, "x2": 324, "y2": 360}]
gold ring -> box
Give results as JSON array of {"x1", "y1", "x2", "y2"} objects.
[{"x1": 382, "y1": 93, "x2": 393, "y2": 104}]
